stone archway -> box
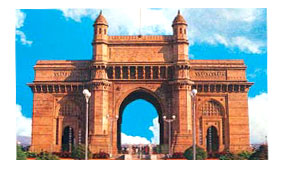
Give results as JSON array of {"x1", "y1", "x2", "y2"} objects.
[
  {"x1": 116, "y1": 88, "x2": 165, "y2": 151},
  {"x1": 29, "y1": 11, "x2": 253, "y2": 154}
]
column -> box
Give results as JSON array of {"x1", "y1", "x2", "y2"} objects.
[
  {"x1": 135, "y1": 66, "x2": 137, "y2": 79},
  {"x1": 112, "y1": 66, "x2": 115, "y2": 79},
  {"x1": 143, "y1": 66, "x2": 145, "y2": 80},
  {"x1": 165, "y1": 66, "x2": 168, "y2": 79},
  {"x1": 150, "y1": 66, "x2": 153, "y2": 79},
  {"x1": 157, "y1": 66, "x2": 160, "y2": 79},
  {"x1": 120, "y1": 66, "x2": 123, "y2": 79},
  {"x1": 127, "y1": 66, "x2": 130, "y2": 79}
]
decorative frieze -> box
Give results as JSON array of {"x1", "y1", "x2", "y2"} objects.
[
  {"x1": 28, "y1": 83, "x2": 87, "y2": 93},
  {"x1": 170, "y1": 80, "x2": 194, "y2": 91},
  {"x1": 192, "y1": 83, "x2": 252, "y2": 93},
  {"x1": 106, "y1": 65, "x2": 174, "y2": 81},
  {"x1": 91, "y1": 81, "x2": 112, "y2": 91},
  {"x1": 190, "y1": 70, "x2": 226, "y2": 81}
]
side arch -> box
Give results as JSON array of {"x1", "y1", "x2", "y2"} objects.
[{"x1": 197, "y1": 98, "x2": 227, "y2": 151}]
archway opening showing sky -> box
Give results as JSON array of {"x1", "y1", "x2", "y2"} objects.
[{"x1": 121, "y1": 99, "x2": 159, "y2": 145}]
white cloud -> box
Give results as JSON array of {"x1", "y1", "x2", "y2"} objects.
[
  {"x1": 247, "y1": 68, "x2": 267, "y2": 79},
  {"x1": 16, "y1": 104, "x2": 32, "y2": 137},
  {"x1": 121, "y1": 133, "x2": 150, "y2": 145},
  {"x1": 231, "y1": 36, "x2": 263, "y2": 54},
  {"x1": 16, "y1": 9, "x2": 25, "y2": 29},
  {"x1": 58, "y1": 8, "x2": 266, "y2": 54},
  {"x1": 16, "y1": 30, "x2": 32, "y2": 46},
  {"x1": 60, "y1": 9, "x2": 98, "y2": 22},
  {"x1": 59, "y1": 8, "x2": 174, "y2": 35},
  {"x1": 149, "y1": 117, "x2": 160, "y2": 144},
  {"x1": 248, "y1": 93, "x2": 268, "y2": 144},
  {"x1": 220, "y1": 8, "x2": 258, "y2": 23},
  {"x1": 15, "y1": 9, "x2": 32, "y2": 46},
  {"x1": 121, "y1": 116, "x2": 160, "y2": 145}
]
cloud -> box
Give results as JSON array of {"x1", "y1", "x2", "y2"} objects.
[
  {"x1": 58, "y1": 8, "x2": 266, "y2": 54},
  {"x1": 16, "y1": 9, "x2": 25, "y2": 29},
  {"x1": 15, "y1": 9, "x2": 32, "y2": 46},
  {"x1": 16, "y1": 104, "x2": 32, "y2": 137},
  {"x1": 121, "y1": 133, "x2": 150, "y2": 145},
  {"x1": 149, "y1": 117, "x2": 160, "y2": 144},
  {"x1": 16, "y1": 30, "x2": 32, "y2": 46},
  {"x1": 121, "y1": 116, "x2": 160, "y2": 145},
  {"x1": 247, "y1": 68, "x2": 267, "y2": 79},
  {"x1": 231, "y1": 36, "x2": 263, "y2": 54},
  {"x1": 248, "y1": 93, "x2": 268, "y2": 144},
  {"x1": 60, "y1": 9, "x2": 98, "y2": 22}
]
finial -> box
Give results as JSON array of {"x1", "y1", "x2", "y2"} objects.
[
  {"x1": 100, "y1": 10, "x2": 102, "y2": 15},
  {"x1": 178, "y1": 10, "x2": 180, "y2": 15}
]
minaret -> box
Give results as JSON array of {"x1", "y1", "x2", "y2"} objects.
[
  {"x1": 90, "y1": 11, "x2": 111, "y2": 153},
  {"x1": 172, "y1": 10, "x2": 189, "y2": 62},
  {"x1": 170, "y1": 11, "x2": 193, "y2": 153},
  {"x1": 92, "y1": 11, "x2": 109, "y2": 62}
]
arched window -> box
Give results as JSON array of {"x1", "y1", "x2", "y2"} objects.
[
  {"x1": 99, "y1": 28, "x2": 102, "y2": 34},
  {"x1": 104, "y1": 29, "x2": 106, "y2": 35},
  {"x1": 180, "y1": 28, "x2": 182, "y2": 34},
  {"x1": 199, "y1": 100, "x2": 223, "y2": 116}
]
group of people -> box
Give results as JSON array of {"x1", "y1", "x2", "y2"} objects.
[{"x1": 121, "y1": 144, "x2": 155, "y2": 155}]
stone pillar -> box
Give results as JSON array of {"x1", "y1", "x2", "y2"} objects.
[
  {"x1": 227, "y1": 92, "x2": 251, "y2": 153},
  {"x1": 165, "y1": 66, "x2": 168, "y2": 79},
  {"x1": 143, "y1": 66, "x2": 145, "y2": 79},
  {"x1": 89, "y1": 81, "x2": 111, "y2": 153},
  {"x1": 120, "y1": 66, "x2": 123, "y2": 79},
  {"x1": 157, "y1": 66, "x2": 160, "y2": 79},
  {"x1": 150, "y1": 66, "x2": 153, "y2": 79},
  {"x1": 57, "y1": 116, "x2": 64, "y2": 152},
  {"x1": 30, "y1": 93, "x2": 55, "y2": 152},
  {"x1": 135, "y1": 66, "x2": 137, "y2": 79},
  {"x1": 112, "y1": 66, "x2": 115, "y2": 79},
  {"x1": 170, "y1": 80, "x2": 194, "y2": 153}
]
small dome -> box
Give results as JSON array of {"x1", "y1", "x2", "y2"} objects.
[
  {"x1": 172, "y1": 10, "x2": 187, "y2": 26},
  {"x1": 94, "y1": 11, "x2": 108, "y2": 26}
]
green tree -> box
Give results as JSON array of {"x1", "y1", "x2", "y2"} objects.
[
  {"x1": 17, "y1": 145, "x2": 27, "y2": 160},
  {"x1": 71, "y1": 144, "x2": 92, "y2": 160},
  {"x1": 249, "y1": 144, "x2": 268, "y2": 160},
  {"x1": 183, "y1": 145, "x2": 207, "y2": 160},
  {"x1": 238, "y1": 151, "x2": 252, "y2": 160},
  {"x1": 36, "y1": 152, "x2": 59, "y2": 160},
  {"x1": 219, "y1": 151, "x2": 237, "y2": 160}
]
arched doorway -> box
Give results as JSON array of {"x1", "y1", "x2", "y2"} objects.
[
  {"x1": 62, "y1": 126, "x2": 75, "y2": 152},
  {"x1": 206, "y1": 126, "x2": 219, "y2": 153},
  {"x1": 117, "y1": 89, "x2": 164, "y2": 151}
]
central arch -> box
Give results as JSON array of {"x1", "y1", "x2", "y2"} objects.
[{"x1": 117, "y1": 88, "x2": 164, "y2": 151}]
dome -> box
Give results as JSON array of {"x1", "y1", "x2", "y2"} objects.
[
  {"x1": 172, "y1": 10, "x2": 187, "y2": 26},
  {"x1": 94, "y1": 11, "x2": 108, "y2": 26}
]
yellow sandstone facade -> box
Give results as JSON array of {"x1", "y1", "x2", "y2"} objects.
[{"x1": 28, "y1": 11, "x2": 253, "y2": 154}]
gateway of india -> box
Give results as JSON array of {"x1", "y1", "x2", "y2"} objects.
[{"x1": 28, "y1": 10, "x2": 253, "y2": 155}]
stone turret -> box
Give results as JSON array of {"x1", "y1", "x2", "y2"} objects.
[
  {"x1": 92, "y1": 11, "x2": 109, "y2": 62},
  {"x1": 172, "y1": 10, "x2": 188, "y2": 41}
]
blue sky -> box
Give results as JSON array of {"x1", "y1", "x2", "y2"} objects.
[{"x1": 16, "y1": 8, "x2": 267, "y2": 144}]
